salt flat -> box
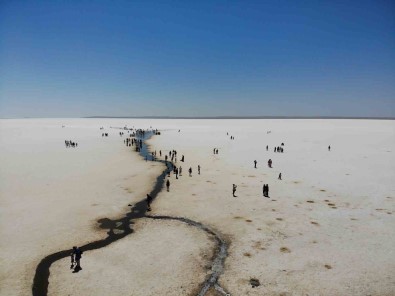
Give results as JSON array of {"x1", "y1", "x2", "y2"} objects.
[{"x1": 1, "y1": 119, "x2": 394, "y2": 295}]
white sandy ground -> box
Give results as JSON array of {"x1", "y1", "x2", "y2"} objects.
[
  {"x1": 1, "y1": 119, "x2": 395, "y2": 296},
  {"x1": 0, "y1": 119, "x2": 164, "y2": 295},
  {"x1": 146, "y1": 119, "x2": 395, "y2": 295},
  {"x1": 49, "y1": 219, "x2": 215, "y2": 296}
]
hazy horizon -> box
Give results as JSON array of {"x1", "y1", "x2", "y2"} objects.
[{"x1": 1, "y1": 1, "x2": 394, "y2": 118}]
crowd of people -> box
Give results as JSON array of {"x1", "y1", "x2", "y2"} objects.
[
  {"x1": 65, "y1": 140, "x2": 78, "y2": 148},
  {"x1": 66, "y1": 127, "x2": 333, "y2": 274}
]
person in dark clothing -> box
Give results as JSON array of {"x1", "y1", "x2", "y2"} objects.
[
  {"x1": 181, "y1": 155, "x2": 184, "y2": 162},
  {"x1": 166, "y1": 179, "x2": 170, "y2": 192},
  {"x1": 266, "y1": 145, "x2": 268, "y2": 151},
  {"x1": 71, "y1": 246, "x2": 83, "y2": 271},
  {"x1": 189, "y1": 167, "x2": 192, "y2": 177},
  {"x1": 254, "y1": 160, "x2": 257, "y2": 168},
  {"x1": 198, "y1": 165, "x2": 200, "y2": 175},
  {"x1": 179, "y1": 166, "x2": 182, "y2": 176},
  {"x1": 278, "y1": 173, "x2": 282, "y2": 180},
  {"x1": 232, "y1": 184, "x2": 237, "y2": 197},
  {"x1": 328, "y1": 145, "x2": 331, "y2": 151},
  {"x1": 146, "y1": 194, "x2": 153, "y2": 211}
]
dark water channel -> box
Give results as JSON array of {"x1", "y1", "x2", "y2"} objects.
[{"x1": 32, "y1": 131, "x2": 229, "y2": 296}]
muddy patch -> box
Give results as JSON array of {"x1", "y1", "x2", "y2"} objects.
[{"x1": 250, "y1": 278, "x2": 260, "y2": 288}]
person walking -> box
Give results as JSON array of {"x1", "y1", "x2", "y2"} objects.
[
  {"x1": 166, "y1": 179, "x2": 170, "y2": 192},
  {"x1": 278, "y1": 173, "x2": 282, "y2": 180},
  {"x1": 189, "y1": 167, "x2": 192, "y2": 177},
  {"x1": 146, "y1": 194, "x2": 153, "y2": 211},
  {"x1": 233, "y1": 184, "x2": 237, "y2": 197},
  {"x1": 328, "y1": 145, "x2": 331, "y2": 151},
  {"x1": 254, "y1": 160, "x2": 257, "y2": 168},
  {"x1": 198, "y1": 165, "x2": 201, "y2": 175},
  {"x1": 71, "y1": 246, "x2": 83, "y2": 271}
]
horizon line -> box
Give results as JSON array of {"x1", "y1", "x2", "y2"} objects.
[
  {"x1": 1, "y1": 115, "x2": 394, "y2": 120},
  {"x1": 83, "y1": 115, "x2": 395, "y2": 120}
]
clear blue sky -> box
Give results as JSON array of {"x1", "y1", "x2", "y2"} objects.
[{"x1": 1, "y1": 1, "x2": 394, "y2": 118}]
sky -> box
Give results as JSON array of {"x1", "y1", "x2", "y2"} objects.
[{"x1": 0, "y1": 0, "x2": 394, "y2": 118}]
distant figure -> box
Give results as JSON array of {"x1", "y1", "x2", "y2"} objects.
[
  {"x1": 181, "y1": 155, "x2": 185, "y2": 162},
  {"x1": 166, "y1": 179, "x2": 170, "y2": 192},
  {"x1": 328, "y1": 145, "x2": 331, "y2": 151},
  {"x1": 266, "y1": 145, "x2": 268, "y2": 151},
  {"x1": 213, "y1": 148, "x2": 216, "y2": 154},
  {"x1": 278, "y1": 173, "x2": 282, "y2": 180},
  {"x1": 179, "y1": 166, "x2": 182, "y2": 176},
  {"x1": 216, "y1": 149, "x2": 219, "y2": 154},
  {"x1": 274, "y1": 147, "x2": 277, "y2": 152},
  {"x1": 71, "y1": 246, "x2": 83, "y2": 272},
  {"x1": 263, "y1": 184, "x2": 269, "y2": 198},
  {"x1": 175, "y1": 167, "x2": 178, "y2": 179},
  {"x1": 254, "y1": 160, "x2": 257, "y2": 168},
  {"x1": 165, "y1": 155, "x2": 168, "y2": 162},
  {"x1": 198, "y1": 165, "x2": 201, "y2": 175},
  {"x1": 268, "y1": 159, "x2": 272, "y2": 168},
  {"x1": 160, "y1": 150, "x2": 162, "y2": 156},
  {"x1": 146, "y1": 194, "x2": 153, "y2": 211},
  {"x1": 232, "y1": 184, "x2": 237, "y2": 197},
  {"x1": 189, "y1": 167, "x2": 192, "y2": 177}
]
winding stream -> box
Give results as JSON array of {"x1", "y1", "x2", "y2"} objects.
[{"x1": 32, "y1": 131, "x2": 230, "y2": 296}]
